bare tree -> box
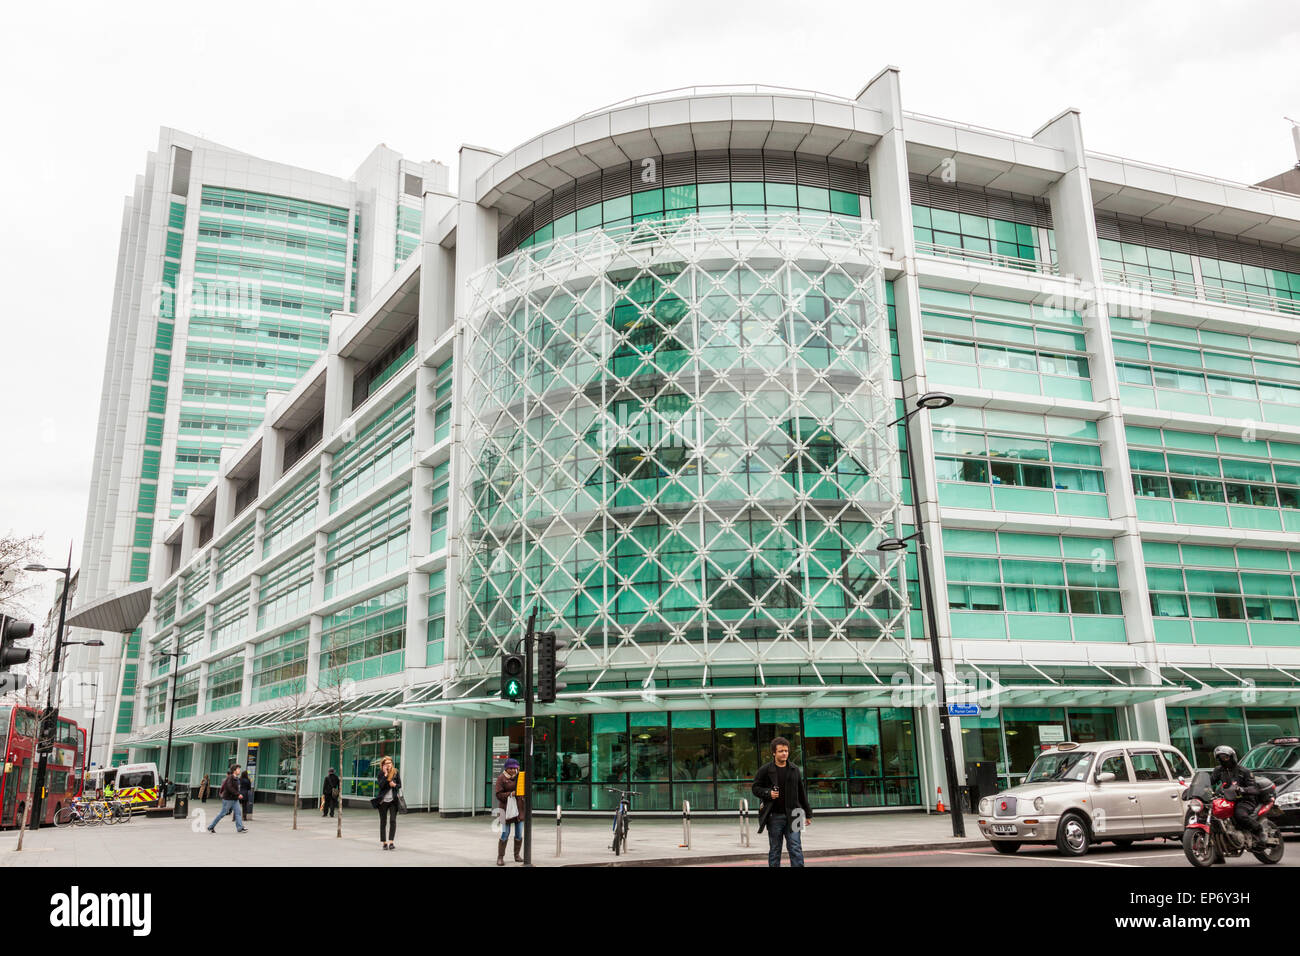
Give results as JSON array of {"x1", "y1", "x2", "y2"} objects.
[
  {"x1": 314, "y1": 674, "x2": 370, "y2": 840},
  {"x1": 272, "y1": 689, "x2": 313, "y2": 831},
  {"x1": 0, "y1": 532, "x2": 45, "y2": 611}
]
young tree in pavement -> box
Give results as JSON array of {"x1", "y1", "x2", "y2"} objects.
[{"x1": 315, "y1": 673, "x2": 369, "y2": 840}]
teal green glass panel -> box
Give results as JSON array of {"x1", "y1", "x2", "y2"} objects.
[
  {"x1": 1192, "y1": 621, "x2": 1250, "y2": 645},
  {"x1": 1008, "y1": 614, "x2": 1070, "y2": 640},
  {"x1": 950, "y1": 611, "x2": 1007, "y2": 640}
]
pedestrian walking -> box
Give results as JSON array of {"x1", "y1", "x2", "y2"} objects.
[
  {"x1": 198, "y1": 774, "x2": 210, "y2": 804},
  {"x1": 494, "y1": 757, "x2": 525, "y2": 865},
  {"x1": 371, "y1": 755, "x2": 402, "y2": 850},
  {"x1": 206, "y1": 766, "x2": 249, "y2": 834},
  {"x1": 321, "y1": 768, "x2": 341, "y2": 817},
  {"x1": 752, "y1": 736, "x2": 812, "y2": 867},
  {"x1": 239, "y1": 769, "x2": 254, "y2": 818}
]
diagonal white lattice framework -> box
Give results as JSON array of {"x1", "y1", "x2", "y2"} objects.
[{"x1": 457, "y1": 212, "x2": 911, "y2": 689}]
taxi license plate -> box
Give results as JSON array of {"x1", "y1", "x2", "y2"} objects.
[{"x1": 990, "y1": 824, "x2": 1018, "y2": 835}]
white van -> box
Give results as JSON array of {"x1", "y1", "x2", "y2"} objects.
[
  {"x1": 111, "y1": 762, "x2": 161, "y2": 807},
  {"x1": 84, "y1": 767, "x2": 117, "y2": 798}
]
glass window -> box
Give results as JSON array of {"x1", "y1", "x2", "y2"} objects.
[
  {"x1": 1128, "y1": 750, "x2": 1169, "y2": 781},
  {"x1": 591, "y1": 713, "x2": 628, "y2": 809},
  {"x1": 1162, "y1": 750, "x2": 1194, "y2": 780},
  {"x1": 804, "y1": 708, "x2": 846, "y2": 783},
  {"x1": 1096, "y1": 752, "x2": 1131, "y2": 782},
  {"x1": 1066, "y1": 708, "x2": 1119, "y2": 743},
  {"x1": 1004, "y1": 708, "x2": 1067, "y2": 776},
  {"x1": 1188, "y1": 708, "x2": 1248, "y2": 766}
]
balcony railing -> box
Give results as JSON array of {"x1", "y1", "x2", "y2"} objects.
[
  {"x1": 1102, "y1": 269, "x2": 1300, "y2": 317},
  {"x1": 915, "y1": 241, "x2": 1059, "y2": 276}
]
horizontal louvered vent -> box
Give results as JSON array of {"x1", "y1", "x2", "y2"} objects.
[
  {"x1": 695, "y1": 150, "x2": 731, "y2": 183},
  {"x1": 1095, "y1": 211, "x2": 1300, "y2": 273},
  {"x1": 910, "y1": 175, "x2": 1053, "y2": 229},
  {"x1": 662, "y1": 153, "x2": 696, "y2": 186},
  {"x1": 552, "y1": 183, "x2": 577, "y2": 219}
]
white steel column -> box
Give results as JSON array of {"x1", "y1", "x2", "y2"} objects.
[{"x1": 1033, "y1": 110, "x2": 1166, "y2": 742}]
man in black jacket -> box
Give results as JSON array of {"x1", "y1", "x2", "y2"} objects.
[
  {"x1": 1210, "y1": 745, "x2": 1275, "y2": 844},
  {"x1": 752, "y1": 737, "x2": 813, "y2": 867},
  {"x1": 322, "y1": 769, "x2": 341, "y2": 817},
  {"x1": 206, "y1": 766, "x2": 248, "y2": 834}
]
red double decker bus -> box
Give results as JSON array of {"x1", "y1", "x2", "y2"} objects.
[{"x1": 0, "y1": 705, "x2": 86, "y2": 828}]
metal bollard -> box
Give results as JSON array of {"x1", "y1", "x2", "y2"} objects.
[
  {"x1": 681, "y1": 800, "x2": 692, "y2": 849},
  {"x1": 555, "y1": 805, "x2": 562, "y2": 857},
  {"x1": 739, "y1": 798, "x2": 751, "y2": 847}
]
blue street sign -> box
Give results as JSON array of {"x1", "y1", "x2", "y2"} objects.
[{"x1": 948, "y1": 703, "x2": 980, "y2": 717}]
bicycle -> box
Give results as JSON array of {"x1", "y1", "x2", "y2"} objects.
[
  {"x1": 106, "y1": 798, "x2": 132, "y2": 823},
  {"x1": 54, "y1": 800, "x2": 89, "y2": 827},
  {"x1": 605, "y1": 787, "x2": 641, "y2": 856},
  {"x1": 87, "y1": 800, "x2": 116, "y2": 825}
]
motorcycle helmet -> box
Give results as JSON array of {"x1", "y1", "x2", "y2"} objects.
[{"x1": 1213, "y1": 745, "x2": 1237, "y2": 768}]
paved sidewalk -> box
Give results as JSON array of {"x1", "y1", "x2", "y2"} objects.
[{"x1": 1, "y1": 803, "x2": 981, "y2": 867}]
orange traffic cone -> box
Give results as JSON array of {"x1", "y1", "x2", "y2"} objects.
[{"x1": 936, "y1": 786, "x2": 946, "y2": 813}]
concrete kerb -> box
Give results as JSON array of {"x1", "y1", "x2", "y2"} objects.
[{"x1": 577, "y1": 839, "x2": 976, "y2": 867}]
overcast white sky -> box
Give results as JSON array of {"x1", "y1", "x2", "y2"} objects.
[{"x1": 2, "y1": 0, "x2": 1297, "y2": 612}]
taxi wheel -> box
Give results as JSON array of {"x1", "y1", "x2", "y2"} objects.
[
  {"x1": 1056, "y1": 812, "x2": 1091, "y2": 856},
  {"x1": 991, "y1": 841, "x2": 1021, "y2": 854}
]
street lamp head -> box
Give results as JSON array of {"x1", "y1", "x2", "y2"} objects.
[
  {"x1": 84, "y1": 640, "x2": 104, "y2": 647},
  {"x1": 916, "y1": 392, "x2": 954, "y2": 411},
  {"x1": 23, "y1": 564, "x2": 48, "y2": 572},
  {"x1": 876, "y1": 537, "x2": 910, "y2": 552}
]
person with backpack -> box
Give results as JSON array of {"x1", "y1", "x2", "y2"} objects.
[
  {"x1": 321, "y1": 768, "x2": 341, "y2": 818},
  {"x1": 206, "y1": 765, "x2": 249, "y2": 834}
]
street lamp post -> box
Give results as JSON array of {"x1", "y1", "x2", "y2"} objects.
[
  {"x1": 877, "y1": 391, "x2": 966, "y2": 839},
  {"x1": 24, "y1": 553, "x2": 105, "y2": 827},
  {"x1": 162, "y1": 638, "x2": 184, "y2": 797},
  {"x1": 80, "y1": 678, "x2": 99, "y2": 773}
]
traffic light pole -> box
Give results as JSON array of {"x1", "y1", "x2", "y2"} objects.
[
  {"x1": 30, "y1": 545, "x2": 73, "y2": 827},
  {"x1": 522, "y1": 606, "x2": 536, "y2": 867}
]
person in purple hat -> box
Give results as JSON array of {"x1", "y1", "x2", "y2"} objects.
[{"x1": 494, "y1": 757, "x2": 526, "y2": 865}]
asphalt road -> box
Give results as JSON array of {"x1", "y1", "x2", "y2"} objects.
[{"x1": 706, "y1": 838, "x2": 1296, "y2": 867}]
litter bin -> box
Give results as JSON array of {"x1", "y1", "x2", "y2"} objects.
[{"x1": 172, "y1": 791, "x2": 189, "y2": 819}]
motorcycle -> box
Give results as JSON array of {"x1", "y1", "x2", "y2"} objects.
[{"x1": 1181, "y1": 769, "x2": 1284, "y2": 867}]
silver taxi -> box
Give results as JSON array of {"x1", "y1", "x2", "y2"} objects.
[{"x1": 976, "y1": 740, "x2": 1194, "y2": 856}]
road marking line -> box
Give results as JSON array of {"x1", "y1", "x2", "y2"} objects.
[{"x1": 945, "y1": 850, "x2": 1136, "y2": 867}]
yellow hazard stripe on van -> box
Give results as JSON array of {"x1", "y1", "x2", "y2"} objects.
[{"x1": 114, "y1": 787, "x2": 158, "y2": 804}]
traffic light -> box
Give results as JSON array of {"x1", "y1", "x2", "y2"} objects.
[
  {"x1": 0, "y1": 615, "x2": 33, "y2": 671},
  {"x1": 37, "y1": 707, "x2": 59, "y2": 752},
  {"x1": 536, "y1": 631, "x2": 568, "y2": 704},
  {"x1": 500, "y1": 652, "x2": 525, "y2": 701}
]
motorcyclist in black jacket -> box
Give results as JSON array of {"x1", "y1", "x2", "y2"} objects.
[{"x1": 1209, "y1": 744, "x2": 1272, "y2": 843}]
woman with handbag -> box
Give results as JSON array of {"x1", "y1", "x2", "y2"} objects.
[
  {"x1": 494, "y1": 757, "x2": 525, "y2": 865},
  {"x1": 371, "y1": 755, "x2": 403, "y2": 850}
]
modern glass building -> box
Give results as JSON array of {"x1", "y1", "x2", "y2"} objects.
[
  {"x1": 74, "y1": 130, "x2": 446, "y2": 766},
  {"x1": 82, "y1": 74, "x2": 1300, "y2": 814}
]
